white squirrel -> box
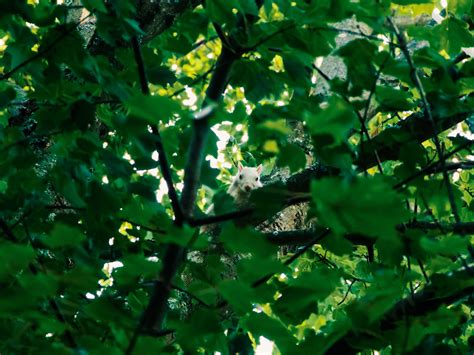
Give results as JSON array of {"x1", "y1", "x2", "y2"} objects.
[
  {"x1": 227, "y1": 162, "x2": 263, "y2": 205},
  {"x1": 200, "y1": 162, "x2": 263, "y2": 235}
]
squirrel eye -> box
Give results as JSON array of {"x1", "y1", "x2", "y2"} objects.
[
  {"x1": 239, "y1": 175, "x2": 243, "y2": 180},
  {"x1": 255, "y1": 177, "x2": 258, "y2": 181}
]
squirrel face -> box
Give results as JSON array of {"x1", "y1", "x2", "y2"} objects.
[{"x1": 236, "y1": 162, "x2": 263, "y2": 193}]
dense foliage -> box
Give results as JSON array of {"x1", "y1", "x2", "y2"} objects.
[{"x1": 1, "y1": 0, "x2": 473, "y2": 353}]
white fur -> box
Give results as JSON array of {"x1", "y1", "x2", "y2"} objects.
[{"x1": 227, "y1": 162, "x2": 263, "y2": 204}]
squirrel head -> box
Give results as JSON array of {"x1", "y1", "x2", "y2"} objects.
[{"x1": 235, "y1": 162, "x2": 263, "y2": 193}]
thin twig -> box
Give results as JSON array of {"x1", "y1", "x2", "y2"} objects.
[
  {"x1": 251, "y1": 229, "x2": 331, "y2": 288},
  {"x1": 362, "y1": 53, "x2": 390, "y2": 124},
  {"x1": 407, "y1": 256, "x2": 415, "y2": 301},
  {"x1": 1, "y1": 13, "x2": 93, "y2": 81},
  {"x1": 131, "y1": 36, "x2": 184, "y2": 224},
  {"x1": 244, "y1": 24, "x2": 296, "y2": 52},
  {"x1": 171, "y1": 284, "x2": 212, "y2": 308},
  {"x1": 170, "y1": 65, "x2": 215, "y2": 98},
  {"x1": 394, "y1": 140, "x2": 473, "y2": 189},
  {"x1": 310, "y1": 26, "x2": 399, "y2": 47},
  {"x1": 387, "y1": 16, "x2": 461, "y2": 225},
  {"x1": 189, "y1": 208, "x2": 253, "y2": 227},
  {"x1": 337, "y1": 279, "x2": 356, "y2": 305},
  {"x1": 1, "y1": 131, "x2": 63, "y2": 152},
  {"x1": 417, "y1": 258, "x2": 430, "y2": 284},
  {"x1": 312, "y1": 64, "x2": 384, "y2": 173}
]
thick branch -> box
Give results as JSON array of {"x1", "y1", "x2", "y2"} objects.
[
  {"x1": 355, "y1": 110, "x2": 473, "y2": 171},
  {"x1": 127, "y1": 48, "x2": 241, "y2": 355},
  {"x1": 326, "y1": 269, "x2": 474, "y2": 354},
  {"x1": 265, "y1": 221, "x2": 474, "y2": 247},
  {"x1": 266, "y1": 229, "x2": 374, "y2": 247},
  {"x1": 180, "y1": 47, "x2": 239, "y2": 218}
]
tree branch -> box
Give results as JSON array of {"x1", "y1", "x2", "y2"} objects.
[
  {"x1": 312, "y1": 64, "x2": 383, "y2": 173},
  {"x1": 265, "y1": 228, "x2": 374, "y2": 247},
  {"x1": 189, "y1": 208, "x2": 253, "y2": 227},
  {"x1": 337, "y1": 279, "x2": 357, "y2": 306},
  {"x1": 387, "y1": 16, "x2": 461, "y2": 225},
  {"x1": 0, "y1": 13, "x2": 93, "y2": 81},
  {"x1": 394, "y1": 140, "x2": 473, "y2": 189},
  {"x1": 326, "y1": 269, "x2": 474, "y2": 354},
  {"x1": 265, "y1": 221, "x2": 474, "y2": 247},
  {"x1": 131, "y1": 36, "x2": 184, "y2": 224},
  {"x1": 355, "y1": 110, "x2": 473, "y2": 171},
  {"x1": 252, "y1": 229, "x2": 331, "y2": 288},
  {"x1": 126, "y1": 45, "x2": 241, "y2": 355}
]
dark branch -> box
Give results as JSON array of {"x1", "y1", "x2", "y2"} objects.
[
  {"x1": 170, "y1": 65, "x2": 215, "y2": 97},
  {"x1": 337, "y1": 279, "x2": 357, "y2": 306},
  {"x1": 310, "y1": 26, "x2": 399, "y2": 46},
  {"x1": 394, "y1": 139, "x2": 473, "y2": 190},
  {"x1": 126, "y1": 44, "x2": 242, "y2": 355},
  {"x1": 171, "y1": 284, "x2": 212, "y2": 308},
  {"x1": 252, "y1": 229, "x2": 331, "y2": 288},
  {"x1": 189, "y1": 208, "x2": 253, "y2": 227},
  {"x1": 387, "y1": 16, "x2": 460, "y2": 225},
  {"x1": 265, "y1": 221, "x2": 474, "y2": 247},
  {"x1": 327, "y1": 269, "x2": 474, "y2": 354},
  {"x1": 131, "y1": 36, "x2": 184, "y2": 224},
  {"x1": 355, "y1": 110, "x2": 473, "y2": 171},
  {"x1": 0, "y1": 13, "x2": 93, "y2": 81},
  {"x1": 180, "y1": 47, "x2": 239, "y2": 218}
]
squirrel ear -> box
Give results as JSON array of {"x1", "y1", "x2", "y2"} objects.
[
  {"x1": 238, "y1": 162, "x2": 243, "y2": 172},
  {"x1": 256, "y1": 164, "x2": 262, "y2": 175}
]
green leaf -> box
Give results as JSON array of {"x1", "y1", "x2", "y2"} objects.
[
  {"x1": 277, "y1": 143, "x2": 306, "y2": 172},
  {"x1": 449, "y1": 0, "x2": 473, "y2": 15},
  {"x1": 375, "y1": 86, "x2": 415, "y2": 111},
  {"x1": 433, "y1": 17, "x2": 474, "y2": 57},
  {"x1": 311, "y1": 176, "x2": 408, "y2": 237},
  {"x1": 237, "y1": 0, "x2": 259, "y2": 15},
  {"x1": 273, "y1": 268, "x2": 342, "y2": 324},
  {"x1": 0, "y1": 242, "x2": 35, "y2": 280},
  {"x1": 337, "y1": 39, "x2": 378, "y2": 94},
  {"x1": 206, "y1": 0, "x2": 238, "y2": 25},
  {"x1": 81, "y1": 0, "x2": 108, "y2": 13},
  {"x1": 220, "y1": 225, "x2": 278, "y2": 257},
  {"x1": 125, "y1": 94, "x2": 182, "y2": 124},
  {"x1": 241, "y1": 313, "x2": 296, "y2": 353},
  {"x1": 42, "y1": 223, "x2": 86, "y2": 249},
  {"x1": 174, "y1": 309, "x2": 225, "y2": 353},
  {"x1": 219, "y1": 280, "x2": 258, "y2": 314},
  {"x1": 304, "y1": 96, "x2": 357, "y2": 145},
  {"x1": 420, "y1": 235, "x2": 470, "y2": 256},
  {"x1": 311, "y1": 176, "x2": 409, "y2": 263}
]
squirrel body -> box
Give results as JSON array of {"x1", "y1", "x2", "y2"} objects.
[
  {"x1": 201, "y1": 162, "x2": 262, "y2": 234},
  {"x1": 227, "y1": 162, "x2": 263, "y2": 205}
]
